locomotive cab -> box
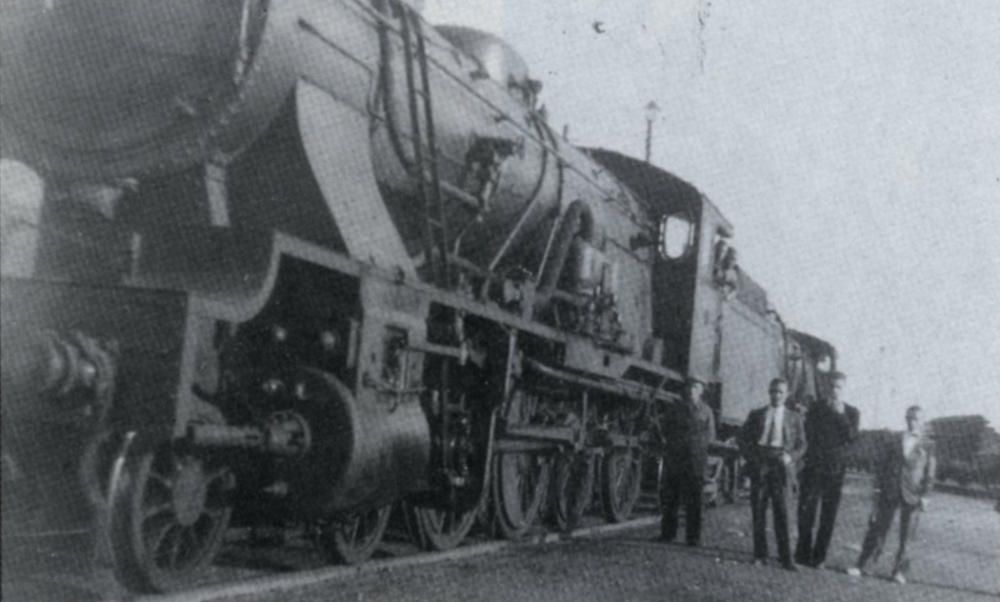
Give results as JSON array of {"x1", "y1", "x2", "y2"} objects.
[{"x1": 586, "y1": 149, "x2": 705, "y2": 373}]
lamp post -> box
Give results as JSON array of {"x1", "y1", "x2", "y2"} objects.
[{"x1": 644, "y1": 100, "x2": 660, "y2": 163}]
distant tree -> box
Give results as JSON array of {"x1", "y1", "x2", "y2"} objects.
[
  {"x1": 931, "y1": 415, "x2": 1000, "y2": 488},
  {"x1": 845, "y1": 429, "x2": 895, "y2": 473},
  {"x1": 844, "y1": 416, "x2": 1000, "y2": 491}
]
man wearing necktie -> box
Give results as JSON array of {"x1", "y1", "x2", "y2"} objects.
[{"x1": 739, "y1": 378, "x2": 807, "y2": 570}]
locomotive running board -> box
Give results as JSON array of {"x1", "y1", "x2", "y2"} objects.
[
  {"x1": 523, "y1": 357, "x2": 677, "y2": 404},
  {"x1": 495, "y1": 425, "x2": 577, "y2": 453},
  {"x1": 494, "y1": 425, "x2": 641, "y2": 453}
]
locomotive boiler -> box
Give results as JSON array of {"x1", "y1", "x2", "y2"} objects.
[{"x1": 0, "y1": 0, "x2": 837, "y2": 594}]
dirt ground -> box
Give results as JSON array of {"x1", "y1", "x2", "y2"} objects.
[
  {"x1": 3, "y1": 475, "x2": 998, "y2": 602},
  {"x1": 218, "y1": 476, "x2": 998, "y2": 602}
]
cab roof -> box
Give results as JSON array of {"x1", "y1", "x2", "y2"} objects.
[{"x1": 585, "y1": 148, "x2": 732, "y2": 235}]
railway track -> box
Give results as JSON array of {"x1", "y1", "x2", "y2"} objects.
[
  {"x1": 144, "y1": 515, "x2": 660, "y2": 602},
  {"x1": 3, "y1": 496, "x2": 663, "y2": 602}
]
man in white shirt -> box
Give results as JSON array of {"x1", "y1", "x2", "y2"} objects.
[
  {"x1": 739, "y1": 378, "x2": 807, "y2": 570},
  {"x1": 847, "y1": 405, "x2": 936, "y2": 584}
]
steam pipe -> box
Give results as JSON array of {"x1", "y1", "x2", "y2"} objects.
[{"x1": 373, "y1": 0, "x2": 417, "y2": 173}]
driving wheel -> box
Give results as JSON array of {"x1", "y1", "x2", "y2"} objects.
[
  {"x1": 549, "y1": 451, "x2": 594, "y2": 532},
  {"x1": 107, "y1": 439, "x2": 233, "y2": 593},
  {"x1": 403, "y1": 502, "x2": 478, "y2": 551},
  {"x1": 318, "y1": 504, "x2": 392, "y2": 565},
  {"x1": 492, "y1": 389, "x2": 551, "y2": 539},
  {"x1": 601, "y1": 447, "x2": 643, "y2": 523}
]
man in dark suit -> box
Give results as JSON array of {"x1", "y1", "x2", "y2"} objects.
[
  {"x1": 847, "y1": 405, "x2": 936, "y2": 584},
  {"x1": 740, "y1": 378, "x2": 807, "y2": 570},
  {"x1": 656, "y1": 377, "x2": 716, "y2": 546},
  {"x1": 795, "y1": 371, "x2": 860, "y2": 568}
]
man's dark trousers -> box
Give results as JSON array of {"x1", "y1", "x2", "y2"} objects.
[
  {"x1": 660, "y1": 465, "x2": 702, "y2": 544},
  {"x1": 795, "y1": 401, "x2": 858, "y2": 566},
  {"x1": 857, "y1": 495, "x2": 920, "y2": 575},
  {"x1": 656, "y1": 397, "x2": 713, "y2": 545},
  {"x1": 750, "y1": 452, "x2": 792, "y2": 562},
  {"x1": 796, "y1": 467, "x2": 845, "y2": 566}
]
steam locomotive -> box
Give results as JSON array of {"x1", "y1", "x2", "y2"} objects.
[{"x1": 0, "y1": 0, "x2": 837, "y2": 593}]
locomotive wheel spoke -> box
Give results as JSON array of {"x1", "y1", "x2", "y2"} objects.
[
  {"x1": 148, "y1": 470, "x2": 174, "y2": 492},
  {"x1": 167, "y1": 528, "x2": 186, "y2": 570},
  {"x1": 347, "y1": 519, "x2": 361, "y2": 543},
  {"x1": 180, "y1": 528, "x2": 200, "y2": 568},
  {"x1": 205, "y1": 467, "x2": 230, "y2": 486},
  {"x1": 142, "y1": 501, "x2": 173, "y2": 522},
  {"x1": 148, "y1": 523, "x2": 174, "y2": 563},
  {"x1": 204, "y1": 507, "x2": 227, "y2": 523}
]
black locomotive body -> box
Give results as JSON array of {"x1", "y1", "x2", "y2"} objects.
[{"x1": 0, "y1": 0, "x2": 837, "y2": 593}]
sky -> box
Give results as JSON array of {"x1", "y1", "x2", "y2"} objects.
[
  {"x1": 1, "y1": 1, "x2": 997, "y2": 431},
  {"x1": 421, "y1": 0, "x2": 1000, "y2": 429}
]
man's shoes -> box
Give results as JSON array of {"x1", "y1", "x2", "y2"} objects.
[
  {"x1": 892, "y1": 572, "x2": 907, "y2": 585},
  {"x1": 655, "y1": 533, "x2": 674, "y2": 543},
  {"x1": 752, "y1": 558, "x2": 768, "y2": 567},
  {"x1": 781, "y1": 560, "x2": 799, "y2": 572},
  {"x1": 685, "y1": 540, "x2": 699, "y2": 547},
  {"x1": 845, "y1": 567, "x2": 863, "y2": 578},
  {"x1": 811, "y1": 561, "x2": 827, "y2": 570}
]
